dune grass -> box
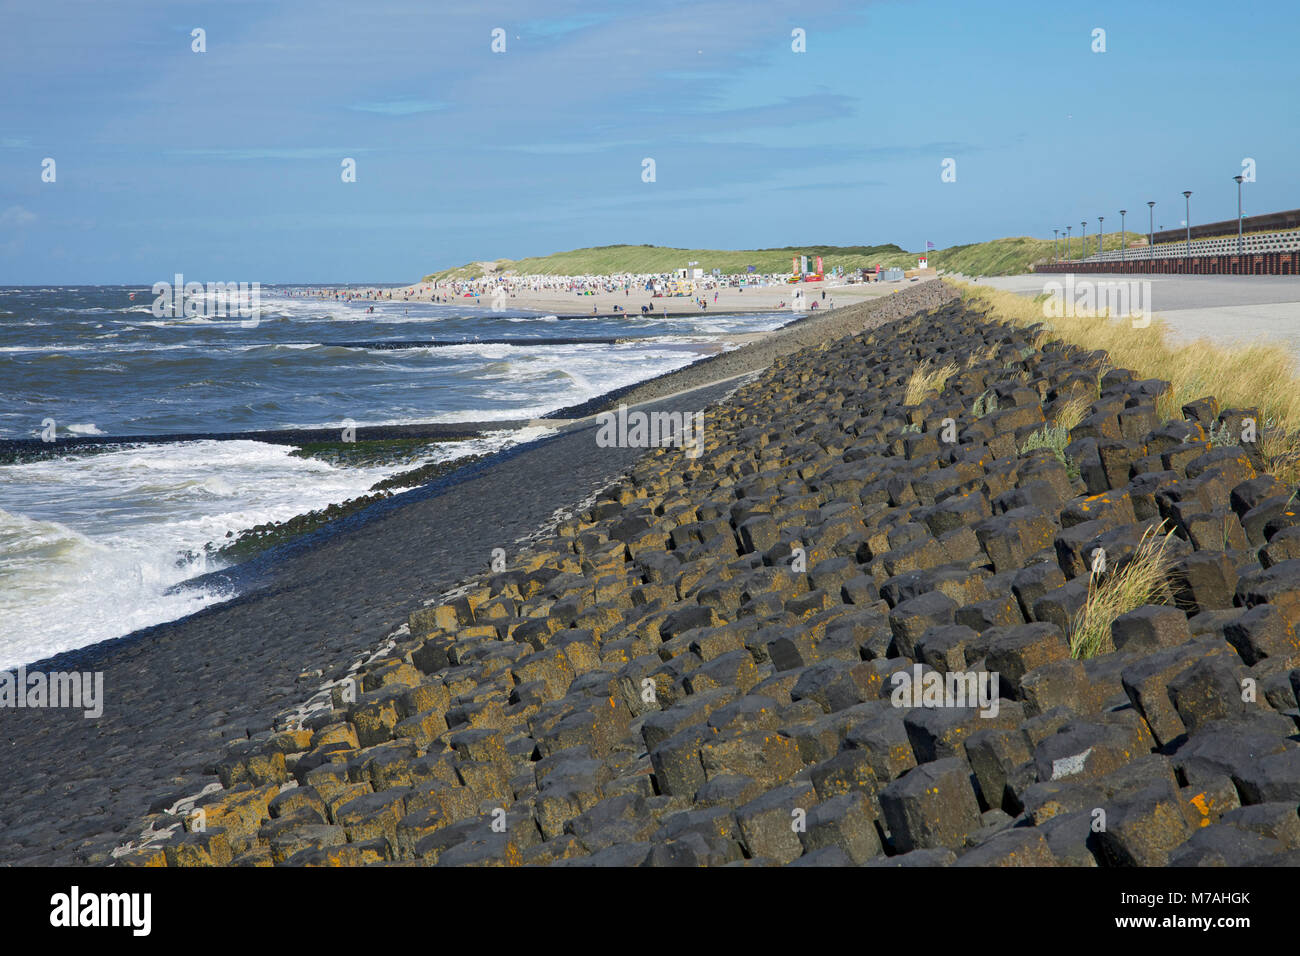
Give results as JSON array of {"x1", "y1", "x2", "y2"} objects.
[
  {"x1": 953, "y1": 280, "x2": 1300, "y2": 483},
  {"x1": 1069, "y1": 524, "x2": 1177, "y2": 659},
  {"x1": 904, "y1": 361, "x2": 959, "y2": 405},
  {"x1": 1054, "y1": 394, "x2": 1093, "y2": 433}
]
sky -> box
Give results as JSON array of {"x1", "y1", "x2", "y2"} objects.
[{"x1": 1, "y1": 0, "x2": 1297, "y2": 283}]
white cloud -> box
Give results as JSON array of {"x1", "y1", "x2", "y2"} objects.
[{"x1": 0, "y1": 206, "x2": 37, "y2": 227}]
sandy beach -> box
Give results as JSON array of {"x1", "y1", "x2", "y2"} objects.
[{"x1": 328, "y1": 275, "x2": 930, "y2": 319}]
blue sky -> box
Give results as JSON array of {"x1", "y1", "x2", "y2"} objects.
[{"x1": 1, "y1": 0, "x2": 1296, "y2": 283}]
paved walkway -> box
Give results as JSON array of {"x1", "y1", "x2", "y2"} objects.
[{"x1": 978, "y1": 274, "x2": 1300, "y2": 352}]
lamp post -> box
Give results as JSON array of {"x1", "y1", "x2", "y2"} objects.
[
  {"x1": 1147, "y1": 201, "x2": 1155, "y2": 260},
  {"x1": 1081, "y1": 221, "x2": 1087, "y2": 260},
  {"x1": 1234, "y1": 175, "x2": 1244, "y2": 254},
  {"x1": 1183, "y1": 191, "x2": 1192, "y2": 262},
  {"x1": 1066, "y1": 225, "x2": 1072, "y2": 260},
  {"x1": 1098, "y1": 216, "x2": 1104, "y2": 259},
  {"x1": 1120, "y1": 210, "x2": 1127, "y2": 264},
  {"x1": 1053, "y1": 228, "x2": 1059, "y2": 262}
]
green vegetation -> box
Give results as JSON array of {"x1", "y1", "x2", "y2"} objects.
[
  {"x1": 425, "y1": 243, "x2": 905, "y2": 281},
  {"x1": 421, "y1": 233, "x2": 1149, "y2": 283},
  {"x1": 970, "y1": 390, "x2": 999, "y2": 418},
  {"x1": 1017, "y1": 391, "x2": 1090, "y2": 483},
  {"x1": 1020, "y1": 423, "x2": 1074, "y2": 468}
]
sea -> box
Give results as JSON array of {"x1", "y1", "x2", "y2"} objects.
[{"x1": 0, "y1": 284, "x2": 792, "y2": 669}]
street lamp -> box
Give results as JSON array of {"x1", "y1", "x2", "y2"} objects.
[
  {"x1": 1066, "y1": 225, "x2": 1072, "y2": 260},
  {"x1": 1147, "y1": 201, "x2": 1155, "y2": 260},
  {"x1": 1081, "y1": 221, "x2": 1087, "y2": 260},
  {"x1": 1053, "y1": 228, "x2": 1059, "y2": 262},
  {"x1": 1183, "y1": 191, "x2": 1192, "y2": 260},
  {"x1": 1234, "y1": 175, "x2": 1244, "y2": 254},
  {"x1": 1098, "y1": 216, "x2": 1104, "y2": 258},
  {"x1": 1120, "y1": 210, "x2": 1127, "y2": 264}
]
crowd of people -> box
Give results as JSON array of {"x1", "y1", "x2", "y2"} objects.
[{"x1": 286, "y1": 268, "x2": 847, "y2": 314}]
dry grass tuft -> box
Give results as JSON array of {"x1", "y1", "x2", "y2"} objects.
[
  {"x1": 904, "y1": 361, "x2": 958, "y2": 405},
  {"x1": 1259, "y1": 431, "x2": 1300, "y2": 488},
  {"x1": 965, "y1": 342, "x2": 1000, "y2": 369},
  {"x1": 1054, "y1": 394, "x2": 1092, "y2": 434},
  {"x1": 1069, "y1": 523, "x2": 1177, "y2": 659}
]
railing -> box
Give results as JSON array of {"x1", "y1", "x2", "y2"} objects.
[
  {"x1": 1151, "y1": 208, "x2": 1300, "y2": 245},
  {"x1": 1035, "y1": 250, "x2": 1300, "y2": 275},
  {"x1": 1063, "y1": 229, "x2": 1300, "y2": 264}
]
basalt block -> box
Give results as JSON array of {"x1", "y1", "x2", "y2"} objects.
[
  {"x1": 979, "y1": 622, "x2": 1070, "y2": 697},
  {"x1": 1224, "y1": 604, "x2": 1300, "y2": 665},
  {"x1": 842, "y1": 711, "x2": 917, "y2": 783},
  {"x1": 1232, "y1": 749, "x2": 1300, "y2": 804},
  {"x1": 964, "y1": 727, "x2": 1034, "y2": 813},
  {"x1": 1168, "y1": 825, "x2": 1283, "y2": 867},
  {"x1": 954, "y1": 828, "x2": 1055, "y2": 867},
  {"x1": 1110, "y1": 605, "x2": 1192, "y2": 656},
  {"x1": 1219, "y1": 802, "x2": 1300, "y2": 849},
  {"x1": 798, "y1": 792, "x2": 882, "y2": 863},
  {"x1": 1170, "y1": 551, "x2": 1239, "y2": 613},
  {"x1": 975, "y1": 508, "x2": 1057, "y2": 574},
  {"x1": 888, "y1": 591, "x2": 958, "y2": 660},
  {"x1": 878, "y1": 757, "x2": 983, "y2": 853},
  {"x1": 735, "y1": 782, "x2": 816, "y2": 864},
  {"x1": 1121, "y1": 641, "x2": 1234, "y2": 747},
  {"x1": 1095, "y1": 784, "x2": 1191, "y2": 866},
  {"x1": 1167, "y1": 655, "x2": 1253, "y2": 735}
]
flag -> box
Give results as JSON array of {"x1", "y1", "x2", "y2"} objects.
[{"x1": 926, "y1": 241, "x2": 935, "y2": 250}]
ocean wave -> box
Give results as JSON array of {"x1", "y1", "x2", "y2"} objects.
[
  {"x1": 0, "y1": 439, "x2": 424, "y2": 665},
  {"x1": 0, "y1": 506, "x2": 231, "y2": 669}
]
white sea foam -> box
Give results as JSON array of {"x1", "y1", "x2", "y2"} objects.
[{"x1": 0, "y1": 430, "x2": 551, "y2": 668}]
